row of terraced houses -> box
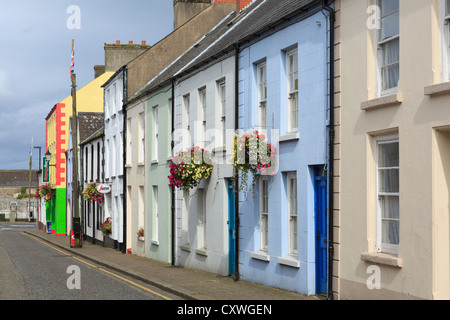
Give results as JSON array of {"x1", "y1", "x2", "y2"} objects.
[{"x1": 37, "y1": 0, "x2": 450, "y2": 299}]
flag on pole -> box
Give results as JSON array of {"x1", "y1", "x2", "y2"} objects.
[{"x1": 70, "y1": 48, "x2": 75, "y2": 77}]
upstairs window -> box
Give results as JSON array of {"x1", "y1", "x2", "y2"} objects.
[
  {"x1": 376, "y1": 135, "x2": 399, "y2": 254},
  {"x1": 286, "y1": 49, "x2": 298, "y2": 133},
  {"x1": 378, "y1": 0, "x2": 399, "y2": 94},
  {"x1": 257, "y1": 62, "x2": 267, "y2": 130},
  {"x1": 444, "y1": 0, "x2": 450, "y2": 81}
]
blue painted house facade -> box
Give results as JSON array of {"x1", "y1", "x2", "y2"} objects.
[{"x1": 237, "y1": 1, "x2": 332, "y2": 296}]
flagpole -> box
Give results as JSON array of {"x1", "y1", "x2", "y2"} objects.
[
  {"x1": 28, "y1": 137, "x2": 33, "y2": 222},
  {"x1": 71, "y1": 39, "x2": 81, "y2": 247}
]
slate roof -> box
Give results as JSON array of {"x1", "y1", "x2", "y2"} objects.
[
  {"x1": 131, "y1": 0, "x2": 319, "y2": 99},
  {"x1": 75, "y1": 112, "x2": 104, "y2": 144},
  {"x1": 0, "y1": 170, "x2": 39, "y2": 187}
]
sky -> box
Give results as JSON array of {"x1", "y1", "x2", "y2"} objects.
[{"x1": 0, "y1": 0, "x2": 174, "y2": 170}]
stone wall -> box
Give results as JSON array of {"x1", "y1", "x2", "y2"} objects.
[{"x1": 0, "y1": 190, "x2": 38, "y2": 221}]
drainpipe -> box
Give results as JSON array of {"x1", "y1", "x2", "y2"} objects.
[
  {"x1": 171, "y1": 78, "x2": 176, "y2": 267},
  {"x1": 234, "y1": 43, "x2": 240, "y2": 281},
  {"x1": 322, "y1": 0, "x2": 335, "y2": 301},
  {"x1": 122, "y1": 68, "x2": 128, "y2": 254}
]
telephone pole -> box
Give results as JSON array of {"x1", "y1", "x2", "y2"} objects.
[{"x1": 71, "y1": 39, "x2": 81, "y2": 247}]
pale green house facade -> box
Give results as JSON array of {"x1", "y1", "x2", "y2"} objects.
[{"x1": 145, "y1": 83, "x2": 173, "y2": 264}]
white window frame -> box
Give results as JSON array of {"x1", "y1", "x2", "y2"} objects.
[
  {"x1": 376, "y1": 0, "x2": 400, "y2": 96},
  {"x1": 152, "y1": 106, "x2": 158, "y2": 162},
  {"x1": 260, "y1": 176, "x2": 269, "y2": 251},
  {"x1": 105, "y1": 88, "x2": 110, "y2": 119},
  {"x1": 287, "y1": 172, "x2": 298, "y2": 255},
  {"x1": 152, "y1": 186, "x2": 159, "y2": 243},
  {"x1": 218, "y1": 80, "x2": 226, "y2": 148},
  {"x1": 183, "y1": 94, "x2": 190, "y2": 131},
  {"x1": 257, "y1": 62, "x2": 267, "y2": 130},
  {"x1": 197, "y1": 188, "x2": 207, "y2": 250},
  {"x1": 286, "y1": 49, "x2": 298, "y2": 133},
  {"x1": 139, "y1": 112, "x2": 145, "y2": 163},
  {"x1": 126, "y1": 118, "x2": 132, "y2": 165},
  {"x1": 199, "y1": 87, "x2": 207, "y2": 144},
  {"x1": 375, "y1": 135, "x2": 399, "y2": 254},
  {"x1": 441, "y1": 0, "x2": 450, "y2": 82}
]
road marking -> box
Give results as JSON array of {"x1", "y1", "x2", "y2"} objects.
[{"x1": 23, "y1": 233, "x2": 173, "y2": 300}]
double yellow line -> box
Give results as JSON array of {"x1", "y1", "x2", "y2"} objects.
[{"x1": 24, "y1": 233, "x2": 173, "y2": 300}]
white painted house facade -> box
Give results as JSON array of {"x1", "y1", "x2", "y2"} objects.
[
  {"x1": 103, "y1": 68, "x2": 126, "y2": 252},
  {"x1": 173, "y1": 54, "x2": 236, "y2": 276}
]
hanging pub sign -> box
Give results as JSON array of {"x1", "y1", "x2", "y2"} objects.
[
  {"x1": 43, "y1": 157, "x2": 49, "y2": 183},
  {"x1": 96, "y1": 184, "x2": 111, "y2": 194}
]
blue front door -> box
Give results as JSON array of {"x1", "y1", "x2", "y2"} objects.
[
  {"x1": 315, "y1": 170, "x2": 328, "y2": 295},
  {"x1": 227, "y1": 179, "x2": 236, "y2": 276}
]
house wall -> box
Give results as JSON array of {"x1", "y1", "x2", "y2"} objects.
[
  {"x1": 237, "y1": 9, "x2": 329, "y2": 295},
  {"x1": 174, "y1": 55, "x2": 235, "y2": 276},
  {"x1": 126, "y1": 3, "x2": 236, "y2": 99},
  {"x1": 146, "y1": 83, "x2": 173, "y2": 264},
  {"x1": 126, "y1": 98, "x2": 146, "y2": 257},
  {"x1": 81, "y1": 136, "x2": 104, "y2": 243},
  {"x1": 339, "y1": 0, "x2": 450, "y2": 300},
  {"x1": 104, "y1": 72, "x2": 125, "y2": 250}
]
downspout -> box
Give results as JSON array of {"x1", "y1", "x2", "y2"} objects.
[
  {"x1": 322, "y1": 0, "x2": 335, "y2": 301},
  {"x1": 171, "y1": 78, "x2": 176, "y2": 266},
  {"x1": 122, "y1": 68, "x2": 128, "y2": 254},
  {"x1": 233, "y1": 43, "x2": 240, "y2": 281}
]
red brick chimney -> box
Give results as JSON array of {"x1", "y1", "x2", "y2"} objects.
[{"x1": 214, "y1": 0, "x2": 252, "y2": 11}]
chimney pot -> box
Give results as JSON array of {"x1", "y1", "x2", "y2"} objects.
[
  {"x1": 116, "y1": 40, "x2": 120, "y2": 44},
  {"x1": 142, "y1": 41, "x2": 146, "y2": 45},
  {"x1": 129, "y1": 41, "x2": 133, "y2": 45}
]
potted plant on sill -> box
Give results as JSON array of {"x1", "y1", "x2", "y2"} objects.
[
  {"x1": 168, "y1": 146, "x2": 214, "y2": 193},
  {"x1": 231, "y1": 130, "x2": 277, "y2": 197},
  {"x1": 137, "y1": 227, "x2": 144, "y2": 241}
]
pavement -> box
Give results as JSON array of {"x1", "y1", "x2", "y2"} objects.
[{"x1": 21, "y1": 225, "x2": 321, "y2": 301}]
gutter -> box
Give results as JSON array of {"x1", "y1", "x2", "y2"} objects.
[
  {"x1": 322, "y1": 0, "x2": 335, "y2": 301},
  {"x1": 122, "y1": 68, "x2": 128, "y2": 254},
  {"x1": 233, "y1": 43, "x2": 240, "y2": 281},
  {"x1": 171, "y1": 79, "x2": 176, "y2": 267}
]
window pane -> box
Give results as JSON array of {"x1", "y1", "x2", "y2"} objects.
[
  {"x1": 379, "y1": 195, "x2": 399, "y2": 220},
  {"x1": 382, "y1": 219, "x2": 399, "y2": 245},
  {"x1": 381, "y1": 11, "x2": 399, "y2": 40},
  {"x1": 381, "y1": 0, "x2": 399, "y2": 17},
  {"x1": 290, "y1": 92, "x2": 298, "y2": 130},
  {"x1": 447, "y1": 0, "x2": 450, "y2": 15},
  {"x1": 379, "y1": 169, "x2": 399, "y2": 192},
  {"x1": 378, "y1": 141, "x2": 399, "y2": 167}
]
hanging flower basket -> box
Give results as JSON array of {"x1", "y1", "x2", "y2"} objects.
[
  {"x1": 168, "y1": 146, "x2": 214, "y2": 192},
  {"x1": 82, "y1": 182, "x2": 104, "y2": 203},
  {"x1": 36, "y1": 184, "x2": 54, "y2": 202},
  {"x1": 231, "y1": 130, "x2": 277, "y2": 197},
  {"x1": 101, "y1": 217, "x2": 111, "y2": 235}
]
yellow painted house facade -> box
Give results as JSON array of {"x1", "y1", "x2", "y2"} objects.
[{"x1": 45, "y1": 72, "x2": 113, "y2": 236}]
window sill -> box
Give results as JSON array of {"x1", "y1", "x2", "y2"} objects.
[
  {"x1": 361, "y1": 93, "x2": 402, "y2": 111},
  {"x1": 250, "y1": 251, "x2": 270, "y2": 262},
  {"x1": 213, "y1": 146, "x2": 226, "y2": 153},
  {"x1": 279, "y1": 132, "x2": 299, "y2": 142},
  {"x1": 138, "y1": 236, "x2": 145, "y2": 242},
  {"x1": 150, "y1": 239, "x2": 159, "y2": 245},
  {"x1": 125, "y1": 164, "x2": 132, "y2": 168},
  {"x1": 180, "y1": 243, "x2": 191, "y2": 252},
  {"x1": 150, "y1": 160, "x2": 158, "y2": 165},
  {"x1": 360, "y1": 252, "x2": 402, "y2": 268},
  {"x1": 138, "y1": 161, "x2": 145, "y2": 167},
  {"x1": 277, "y1": 255, "x2": 300, "y2": 268},
  {"x1": 424, "y1": 82, "x2": 450, "y2": 96},
  {"x1": 196, "y1": 247, "x2": 208, "y2": 257}
]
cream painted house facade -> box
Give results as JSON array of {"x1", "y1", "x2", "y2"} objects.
[{"x1": 339, "y1": 0, "x2": 450, "y2": 299}]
